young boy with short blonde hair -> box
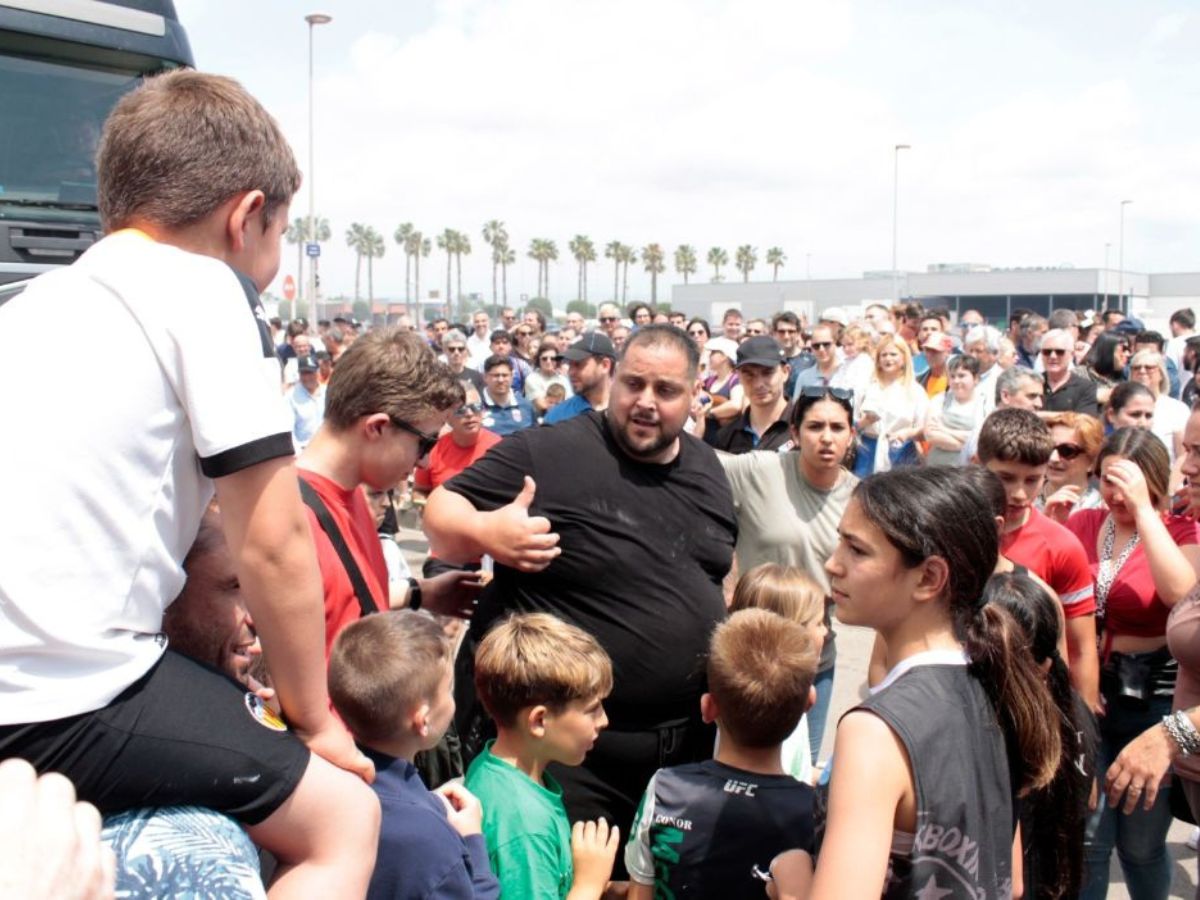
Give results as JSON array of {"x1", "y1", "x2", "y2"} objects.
[
  {"x1": 626, "y1": 609, "x2": 819, "y2": 898},
  {"x1": 330, "y1": 610, "x2": 499, "y2": 899},
  {"x1": 465, "y1": 613, "x2": 618, "y2": 899}
]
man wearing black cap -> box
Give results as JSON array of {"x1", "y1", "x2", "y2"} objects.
[
  {"x1": 288, "y1": 353, "x2": 325, "y2": 451},
  {"x1": 544, "y1": 331, "x2": 616, "y2": 425},
  {"x1": 712, "y1": 336, "x2": 793, "y2": 453}
]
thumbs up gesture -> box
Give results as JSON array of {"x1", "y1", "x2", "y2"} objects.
[{"x1": 485, "y1": 476, "x2": 561, "y2": 572}]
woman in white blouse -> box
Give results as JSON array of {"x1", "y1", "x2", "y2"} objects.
[{"x1": 852, "y1": 335, "x2": 927, "y2": 477}]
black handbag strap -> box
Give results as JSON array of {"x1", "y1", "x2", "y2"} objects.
[{"x1": 298, "y1": 477, "x2": 378, "y2": 618}]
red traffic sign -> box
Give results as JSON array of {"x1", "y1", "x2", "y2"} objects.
[{"x1": 282, "y1": 275, "x2": 296, "y2": 301}]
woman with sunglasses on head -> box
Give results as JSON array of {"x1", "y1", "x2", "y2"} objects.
[
  {"x1": 719, "y1": 387, "x2": 857, "y2": 768},
  {"x1": 1039, "y1": 412, "x2": 1105, "y2": 523},
  {"x1": 923, "y1": 354, "x2": 985, "y2": 467},
  {"x1": 1085, "y1": 332, "x2": 1132, "y2": 407},
  {"x1": 812, "y1": 467, "x2": 1063, "y2": 900},
  {"x1": 523, "y1": 340, "x2": 573, "y2": 419},
  {"x1": 1064, "y1": 428, "x2": 1200, "y2": 899},
  {"x1": 1130, "y1": 348, "x2": 1189, "y2": 468},
  {"x1": 853, "y1": 334, "x2": 927, "y2": 476}
]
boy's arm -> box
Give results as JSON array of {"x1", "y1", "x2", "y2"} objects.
[
  {"x1": 624, "y1": 778, "x2": 659, "y2": 889},
  {"x1": 214, "y1": 456, "x2": 372, "y2": 782}
]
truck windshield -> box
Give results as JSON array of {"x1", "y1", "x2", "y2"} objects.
[{"x1": 0, "y1": 53, "x2": 140, "y2": 217}]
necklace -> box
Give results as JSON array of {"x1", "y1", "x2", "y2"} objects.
[{"x1": 1096, "y1": 515, "x2": 1140, "y2": 619}]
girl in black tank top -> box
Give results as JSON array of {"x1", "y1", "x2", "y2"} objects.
[{"x1": 810, "y1": 468, "x2": 1066, "y2": 900}]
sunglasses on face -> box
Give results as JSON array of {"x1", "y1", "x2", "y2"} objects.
[
  {"x1": 1052, "y1": 442, "x2": 1085, "y2": 461},
  {"x1": 445, "y1": 346, "x2": 467, "y2": 353},
  {"x1": 811, "y1": 341, "x2": 833, "y2": 350},
  {"x1": 390, "y1": 417, "x2": 439, "y2": 458},
  {"x1": 540, "y1": 354, "x2": 562, "y2": 363},
  {"x1": 775, "y1": 328, "x2": 798, "y2": 336},
  {"x1": 600, "y1": 316, "x2": 618, "y2": 323},
  {"x1": 1041, "y1": 348, "x2": 1068, "y2": 357},
  {"x1": 454, "y1": 402, "x2": 483, "y2": 417},
  {"x1": 515, "y1": 330, "x2": 533, "y2": 337}
]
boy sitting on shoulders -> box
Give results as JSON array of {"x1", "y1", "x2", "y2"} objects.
[
  {"x1": 626, "y1": 608, "x2": 819, "y2": 899},
  {"x1": 465, "y1": 613, "x2": 619, "y2": 900},
  {"x1": 329, "y1": 610, "x2": 499, "y2": 899}
]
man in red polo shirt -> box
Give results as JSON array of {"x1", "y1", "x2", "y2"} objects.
[{"x1": 297, "y1": 328, "x2": 479, "y2": 657}]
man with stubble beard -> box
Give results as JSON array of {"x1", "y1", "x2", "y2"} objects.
[{"x1": 423, "y1": 325, "x2": 736, "y2": 874}]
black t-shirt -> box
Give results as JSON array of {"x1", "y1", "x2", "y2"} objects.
[
  {"x1": 713, "y1": 405, "x2": 794, "y2": 454},
  {"x1": 1043, "y1": 372, "x2": 1100, "y2": 417},
  {"x1": 445, "y1": 410, "x2": 737, "y2": 725}
]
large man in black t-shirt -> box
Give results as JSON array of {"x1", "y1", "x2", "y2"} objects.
[{"x1": 424, "y1": 325, "x2": 737, "y2": 861}]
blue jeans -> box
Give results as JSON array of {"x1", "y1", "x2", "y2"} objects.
[
  {"x1": 807, "y1": 665, "x2": 835, "y2": 764},
  {"x1": 1080, "y1": 688, "x2": 1174, "y2": 900},
  {"x1": 853, "y1": 435, "x2": 919, "y2": 478}
]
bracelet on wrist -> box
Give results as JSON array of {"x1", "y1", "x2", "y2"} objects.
[{"x1": 1162, "y1": 710, "x2": 1200, "y2": 757}]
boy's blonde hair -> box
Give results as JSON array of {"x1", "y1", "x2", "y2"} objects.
[
  {"x1": 475, "y1": 613, "x2": 613, "y2": 727},
  {"x1": 708, "y1": 609, "x2": 818, "y2": 748},
  {"x1": 329, "y1": 610, "x2": 450, "y2": 745},
  {"x1": 730, "y1": 564, "x2": 824, "y2": 628}
]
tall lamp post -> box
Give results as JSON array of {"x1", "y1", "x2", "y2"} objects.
[
  {"x1": 891, "y1": 143, "x2": 911, "y2": 302},
  {"x1": 1117, "y1": 199, "x2": 1132, "y2": 313},
  {"x1": 305, "y1": 12, "x2": 332, "y2": 326},
  {"x1": 1103, "y1": 241, "x2": 1111, "y2": 309}
]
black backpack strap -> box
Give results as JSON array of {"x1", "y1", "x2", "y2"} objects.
[{"x1": 298, "y1": 477, "x2": 379, "y2": 618}]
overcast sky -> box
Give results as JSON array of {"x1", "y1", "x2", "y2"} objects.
[{"x1": 175, "y1": 0, "x2": 1200, "y2": 307}]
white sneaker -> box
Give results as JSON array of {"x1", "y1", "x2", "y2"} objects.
[{"x1": 1186, "y1": 826, "x2": 1200, "y2": 851}]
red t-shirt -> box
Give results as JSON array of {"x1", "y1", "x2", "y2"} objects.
[
  {"x1": 1001, "y1": 507, "x2": 1096, "y2": 618},
  {"x1": 413, "y1": 430, "x2": 501, "y2": 492},
  {"x1": 299, "y1": 469, "x2": 388, "y2": 658},
  {"x1": 1067, "y1": 509, "x2": 1200, "y2": 637}
]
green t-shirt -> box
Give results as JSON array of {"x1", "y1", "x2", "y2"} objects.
[{"x1": 465, "y1": 741, "x2": 573, "y2": 899}]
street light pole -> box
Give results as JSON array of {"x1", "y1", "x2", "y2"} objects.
[
  {"x1": 1103, "y1": 241, "x2": 1110, "y2": 309},
  {"x1": 1117, "y1": 199, "x2": 1132, "y2": 313},
  {"x1": 891, "y1": 144, "x2": 911, "y2": 303},
  {"x1": 305, "y1": 12, "x2": 332, "y2": 327}
]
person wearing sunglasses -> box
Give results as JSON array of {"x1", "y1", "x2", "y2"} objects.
[
  {"x1": 791, "y1": 325, "x2": 840, "y2": 400},
  {"x1": 597, "y1": 302, "x2": 622, "y2": 338},
  {"x1": 1040, "y1": 412, "x2": 1105, "y2": 523},
  {"x1": 1041, "y1": 328, "x2": 1100, "y2": 416},
  {"x1": 524, "y1": 340, "x2": 573, "y2": 418},
  {"x1": 441, "y1": 329, "x2": 485, "y2": 396},
  {"x1": 1130, "y1": 348, "x2": 1189, "y2": 469},
  {"x1": 298, "y1": 329, "x2": 480, "y2": 656}
]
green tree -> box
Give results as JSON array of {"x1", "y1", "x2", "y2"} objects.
[
  {"x1": 286, "y1": 215, "x2": 330, "y2": 299},
  {"x1": 674, "y1": 244, "x2": 697, "y2": 285},
  {"x1": 346, "y1": 223, "x2": 369, "y2": 300},
  {"x1": 766, "y1": 247, "x2": 787, "y2": 281},
  {"x1": 453, "y1": 231, "x2": 471, "y2": 318},
  {"x1": 494, "y1": 240, "x2": 515, "y2": 306},
  {"x1": 406, "y1": 230, "x2": 430, "y2": 302},
  {"x1": 527, "y1": 238, "x2": 559, "y2": 300},
  {"x1": 482, "y1": 219, "x2": 508, "y2": 307},
  {"x1": 353, "y1": 298, "x2": 371, "y2": 322},
  {"x1": 526, "y1": 296, "x2": 553, "y2": 319},
  {"x1": 641, "y1": 243, "x2": 665, "y2": 305},
  {"x1": 620, "y1": 244, "x2": 637, "y2": 302},
  {"x1": 566, "y1": 298, "x2": 597, "y2": 317},
  {"x1": 569, "y1": 235, "x2": 596, "y2": 302},
  {"x1": 394, "y1": 223, "x2": 415, "y2": 302},
  {"x1": 735, "y1": 245, "x2": 757, "y2": 283},
  {"x1": 604, "y1": 240, "x2": 623, "y2": 302},
  {"x1": 707, "y1": 246, "x2": 728, "y2": 283},
  {"x1": 362, "y1": 226, "x2": 385, "y2": 303},
  {"x1": 436, "y1": 228, "x2": 458, "y2": 312}
]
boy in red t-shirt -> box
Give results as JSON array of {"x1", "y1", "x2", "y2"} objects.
[{"x1": 976, "y1": 408, "x2": 1100, "y2": 710}]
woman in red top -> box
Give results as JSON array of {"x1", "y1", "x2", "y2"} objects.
[{"x1": 1067, "y1": 427, "x2": 1200, "y2": 900}]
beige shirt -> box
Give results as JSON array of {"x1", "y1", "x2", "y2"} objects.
[{"x1": 719, "y1": 451, "x2": 858, "y2": 594}]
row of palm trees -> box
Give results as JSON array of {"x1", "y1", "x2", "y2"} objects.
[{"x1": 286, "y1": 216, "x2": 789, "y2": 310}]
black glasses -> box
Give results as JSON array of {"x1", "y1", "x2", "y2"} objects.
[
  {"x1": 600, "y1": 316, "x2": 618, "y2": 323},
  {"x1": 390, "y1": 417, "x2": 439, "y2": 458},
  {"x1": 1052, "y1": 442, "x2": 1085, "y2": 460},
  {"x1": 445, "y1": 346, "x2": 467, "y2": 354},
  {"x1": 540, "y1": 354, "x2": 562, "y2": 363},
  {"x1": 515, "y1": 330, "x2": 533, "y2": 337},
  {"x1": 811, "y1": 341, "x2": 833, "y2": 350},
  {"x1": 799, "y1": 385, "x2": 854, "y2": 403},
  {"x1": 1041, "y1": 348, "x2": 1068, "y2": 357},
  {"x1": 454, "y1": 402, "x2": 483, "y2": 417}
]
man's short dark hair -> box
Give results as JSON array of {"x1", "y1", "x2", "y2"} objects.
[
  {"x1": 771, "y1": 311, "x2": 801, "y2": 331},
  {"x1": 1135, "y1": 330, "x2": 1165, "y2": 350},
  {"x1": 620, "y1": 324, "x2": 700, "y2": 379},
  {"x1": 1101, "y1": 308, "x2": 1125, "y2": 325},
  {"x1": 977, "y1": 408, "x2": 1053, "y2": 466},
  {"x1": 489, "y1": 329, "x2": 512, "y2": 344},
  {"x1": 483, "y1": 354, "x2": 513, "y2": 373},
  {"x1": 1170, "y1": 308, "x2": 1196, "y2": 331},
  {"x1": 722, "y1": 308, "x2": 743, "y2": 322}
]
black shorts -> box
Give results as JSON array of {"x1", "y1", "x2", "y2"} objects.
[{"x1": 0, "y1": 650, "x2": 309, "y2": 825}]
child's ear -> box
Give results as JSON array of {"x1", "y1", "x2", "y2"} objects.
[
  {"x1": 804, "y1": 685, "x2": 816, "y2": 714},
  {"x1": 700, "y1": 692, "x2": 718, "y2": 725},
  {"x1": 527, "y1": 705, "x2": 548, "y2": 738},
  {"x1": 411, "y1": 702, "x2": 431, "y2": 737}
]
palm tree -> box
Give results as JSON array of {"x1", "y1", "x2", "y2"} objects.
[
  {"x1": 406, "y1": 230, "x2": 430, "y2": 303},
  {"x1": 735, "y1": 245, "x2": 758, "y2": 283},
  {"x1": 707, "y1": 247, "x2": 728, "y2": 283},
  {"x1": 674, "y1": 244, "x2": 697, "y2": 285},
  {"x1": 482, "y1": 219, "x2": 507, "y2": 307},
  {"x1": 569, "y1": 235, "x2": 596, "y2": 301},
  {"x1": 766, "y1": 247, "x2": 787, "y2": 281},
  {"x1": 641, "y1": 243, "x2": 665, "y2": 304},
  {"x1": 453, "y1": 231, "x2": 471, "y2": 316},
  {"x1": 437, "y1": 228, "x2": 459, "y2": 310},
  {"x1": 287, "y1": 216, "x2": 330, "y2": 298},
  {"x1": 620, "y1": 245, "x2": 637, "y2": 303},
  {"x1": 494, "y1": 240, "x2": 515, "y2": 306},
  {"x1": 394, "y1": 223, "x2": 414, "y2": 302},
  {"x1": 346, "y1": 223, "x2": 369, "y2": 300},
  {"x1": 362, "y1": 226, "x2": 385, "y2": 304},
  {"x1": 604, "y1": 240, "x2": 622, "y2": 303}
]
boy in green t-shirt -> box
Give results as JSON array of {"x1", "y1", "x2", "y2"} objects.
[{"x1": 465, "y1": 612, "x2": 618, "y2": 899}]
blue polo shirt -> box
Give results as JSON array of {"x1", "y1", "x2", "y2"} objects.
[{"x1": 482, "y1": 390, "x2": 534, "y2": 437}]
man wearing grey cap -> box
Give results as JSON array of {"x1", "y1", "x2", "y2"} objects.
[
  {"x1": 544, "y1": 331, "x2": 616, "y2": 424},
  {"x1": 713, "y1": 336, "x2": 793, "y2": 453},
  {"x1": 289, "y1": 353, "x2": 325, "y2": 451}
]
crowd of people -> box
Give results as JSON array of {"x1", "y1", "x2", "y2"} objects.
[{"x1": 5, "y1": 69, "x2": 1200, "y2": 900}]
